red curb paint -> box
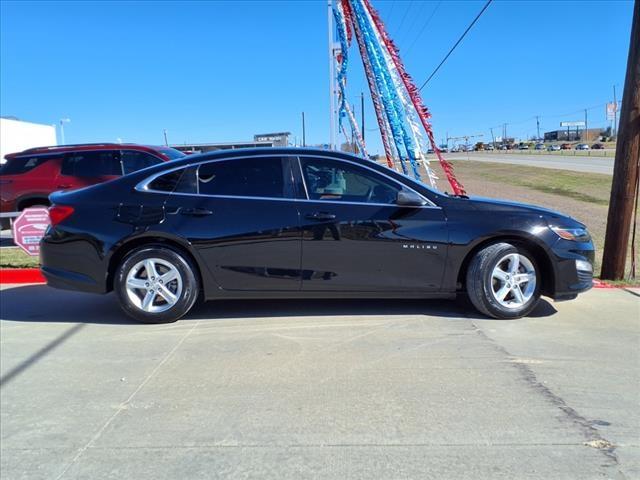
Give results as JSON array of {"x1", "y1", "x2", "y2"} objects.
[
  {"x1": 0, "y1": 269, "x2": 45, "y2": 284},
  {"x1": 592, "y1": 279, "x2": 616, "y2": 289}
]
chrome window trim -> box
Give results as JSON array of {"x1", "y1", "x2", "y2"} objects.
[{"x1": 135, "y1": 153, "x2": 440, "y2": 209}]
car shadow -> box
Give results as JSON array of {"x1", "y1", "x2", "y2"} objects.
[{"x1": 0, "y1": 284, "x2": 558, "y2": 325}]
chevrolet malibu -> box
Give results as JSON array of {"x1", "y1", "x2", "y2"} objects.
[{"x1": 40, "y1": 148, "x2": 594, "y2": 323}]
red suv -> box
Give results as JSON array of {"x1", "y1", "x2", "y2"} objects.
[{"x1": 1, "y1": 143, "x2": 184, "y2": 229}]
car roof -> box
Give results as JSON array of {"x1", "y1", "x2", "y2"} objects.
[
  {"x1": 6, "y1": 143, "x2": 175, "y2": 159},
  {"x1": 158, "y1": 147, "x2": 366, "y2": 167}
]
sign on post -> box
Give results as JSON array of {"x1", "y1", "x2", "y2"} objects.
[
  {"x1": 12, "y1": 207, "x2": 50, "y2": 256},
  {"x1": 560, "y1": 121, "x2": 586, "y2": 127}
]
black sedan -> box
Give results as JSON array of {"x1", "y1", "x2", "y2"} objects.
[{"x1": 40, "y1": 148, "x2": 594, "y2": 323}]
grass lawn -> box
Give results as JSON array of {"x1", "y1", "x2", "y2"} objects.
[
  {"x1": 0, "y1": 247, "x2": 40, "y2": 268},
  {"x1": 448, "y1": 160, "x2": 638, "y2": 284}
]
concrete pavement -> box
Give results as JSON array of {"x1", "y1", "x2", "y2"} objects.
[
  {"x1": 445, "y1": 151, "x2": 614, "y2": 175},
  {"x1": 1, "y1": 285, "x2": 638, "y2": 479}
]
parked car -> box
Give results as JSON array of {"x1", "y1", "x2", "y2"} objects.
[
  {"x1": 518, "y1": 143, "x2": 529, "y2": 150},
  {"x1": 484, "y1": 144, "x2": 495, "y2": 151},
  {"x1": 591, "y1": 143, "x2": 605, "y2": 150},
  {"x1": 41, "y1": 148, "x2": 594, "y2": 323},
  {"x1": 534, "y1": 143, "x2": 545, "y2": 150},
  {"x1": 0, "y1": 143, "x2": 184, "y2": 229},
  {"x1": 560, "y1": 143, "x2": 572, "y2": 150},
  {"x1": 575, "y1": 144, "x2": 590, "y2": 151},
  {"x1": 499, "y1": 145, "x2": 508, "y2": 150},
  {"x1": 547, "y1": 145, "x2": 561, "y2": 152}
]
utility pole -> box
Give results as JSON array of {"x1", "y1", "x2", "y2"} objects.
[
  {"x1": 301, "y1": 112, "x2": 306, "y2": 147},
  {"x1": 601, "y1": 0, "x2": 639, "y2": 280},
  {"x1": 535, "y1": 116, "x2": 540, "y2": 141},
  {"x1": 490, "y1": 127, "x2": 496, "y2": 148},
  {"x1": 613, "y1": 84, "x2": 618, "y2": 138},
  {"x1": 584, "y1": 109, "x2": 588, "y2": 142},
  {"x1": 59, "y1": 118, "x2": 70, "y2": 145},
  {"x1": 327, "y1": 0, "x2": 336, "y2": 150},
  {"x1": 163, "y1": 129, "x2": 169, "y2": 146},
  {"x1": 360, "y1": 92, "x2": 365, "y2": 142}
]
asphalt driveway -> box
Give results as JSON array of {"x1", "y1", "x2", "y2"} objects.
[{"x1": 1, "y1": 285, "x2": 638, "y2": 479}]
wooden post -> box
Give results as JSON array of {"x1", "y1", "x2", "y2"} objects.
[{"x1": 601, "y1": 0, "x2": 640, "y2": 280}]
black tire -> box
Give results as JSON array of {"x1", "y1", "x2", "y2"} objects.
[
  {"x1": 115, "y1": 245, "x2": 200, "y2": 324},
  {"x1": 466, "y1": 242, "x2": 541, "y2": 319}
]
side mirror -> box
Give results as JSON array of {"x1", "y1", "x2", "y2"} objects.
[{"x1": 396, "y1": 190, "x2": 427, "y2": 207}]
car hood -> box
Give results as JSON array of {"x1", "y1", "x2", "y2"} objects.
[{"x1": 464, "y1": 195, "x2": 585, "y2": 228}]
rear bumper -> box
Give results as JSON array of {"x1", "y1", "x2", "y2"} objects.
[
  {"x1": 41, "y1": 266, "x2": 105, "y2": 294},
  {"x1": 40, "y1": 231, "x2": 109, "y2": 294}
]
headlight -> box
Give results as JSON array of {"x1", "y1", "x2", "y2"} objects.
[{"x1": 550, "y1": 226, "x2": 591, "y2": 242}]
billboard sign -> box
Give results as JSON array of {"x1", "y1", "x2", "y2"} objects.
[
  {"x1": 560, "y1": 121, "x2": 585, "y2": 127},
  {"x1": 606, "y1": 102, "x2": 618, "y2": 121}
]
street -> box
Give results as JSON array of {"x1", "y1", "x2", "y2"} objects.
[
  {"x1": 445, "y1": 151, "x2": 615, "y2": 175},
  {"x1": 1, "y1": 285, "x2": 638, "y2": 479}
]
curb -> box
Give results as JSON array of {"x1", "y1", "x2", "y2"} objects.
[{"x1": 0, "y1": 268, "x2": 45, "y2": 284}]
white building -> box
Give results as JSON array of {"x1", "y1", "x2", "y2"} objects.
[{"x1": 0, "y1": 117, "x2": 57, "y2": 163}]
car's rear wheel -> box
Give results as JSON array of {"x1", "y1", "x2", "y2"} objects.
[
  {"x1": 466, "y1": 242, "x2": 541, "y2": 319},
  {"x1": 115, "y1": 246, "x2": 199, "y2": 323}
]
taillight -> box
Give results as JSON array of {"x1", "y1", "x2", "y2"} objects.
[{"x1": 49, "y1": 205, "x2": 75, "y2": 226}]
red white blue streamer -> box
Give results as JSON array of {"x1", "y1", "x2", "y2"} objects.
[
  {"x1": 333, "y1": 2, "x2": 368, "y2": 157},
  {"x1": 336, "y1": 0, "x2": 466, "y2": 195}
]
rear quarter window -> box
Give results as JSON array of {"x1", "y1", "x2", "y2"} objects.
[{"x1": 146, "y1": 167, "x2": 197, "y2": 193}]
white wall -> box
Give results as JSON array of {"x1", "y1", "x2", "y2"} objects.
[{"x1": 0, "y1": 118, "x2": 57, "y2": 162}]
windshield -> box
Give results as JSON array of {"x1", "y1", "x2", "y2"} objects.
[{"x1": 157, "y1": 147, "x2": 185, "y2": 160}]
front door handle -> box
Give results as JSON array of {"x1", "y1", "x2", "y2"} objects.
[
  {"x1": 305, "y1": 212, "x2": 336, "y2": 221},
  {"x1": 180, "y1": 207, "x2": 213, "y2": 217}
]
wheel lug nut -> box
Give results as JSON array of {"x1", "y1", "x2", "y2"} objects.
[{"x1": 145, "y1": 282, "x2": 150, "y2": 287}]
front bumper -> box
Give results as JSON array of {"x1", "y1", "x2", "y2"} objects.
[{"x1": 551, "y1": 239, "x2": 595, "y2": 300}]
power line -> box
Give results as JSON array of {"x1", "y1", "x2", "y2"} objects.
[
  {"x1": 396, "y1": 1, "x2": 428, "y2": 46},
  {"x1": 394, "y1": 0, "x2": 413, "y2": 37},
  {"x1": 386, "y1": 0, "x2": 397, "y2": 26},
  {"x1": 405, "y1": 0, "x2": 442, "y2": 56},
  {"x1": 418, "y1": 0, "x2": 493, "y2": 91}
]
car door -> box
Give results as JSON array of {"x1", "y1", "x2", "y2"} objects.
[
  {"x1": 56, "y1": 150, "x2": 122, "y2": 191},
  {"x1": 156, "y1": 155, "x2": 302, "y2": 291},
  {"x1": 295, "y1": 156, "x2": 448, "y2": 292}
]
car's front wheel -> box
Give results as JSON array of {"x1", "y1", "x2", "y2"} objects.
[
  {"x1": 466, "y1": 242, "x2": 541, "y2": 319},
  {"x1": 115, "y1": 246, "x2": 200, "y2": 323}
]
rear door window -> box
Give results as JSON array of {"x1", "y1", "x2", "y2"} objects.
[
  {"x1": 61, "y1": 151, "x2": 122, "y2": 177},
  {"x1": 196, "y1": 157, "x2": 285, "y2": 198},
  {"x1": 121, "y1": 150, "x2": 162, "y2": 175},
  {"x1": 0, "y1": 156, "x2": 54, "y2": 175}
]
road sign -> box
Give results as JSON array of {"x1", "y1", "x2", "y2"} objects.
[
  {"x1": 560, "y1": 121, "x2": 585, "y2": 127},
  {"x1": 12, "y1": 207, "x2": 50, "y2": 256}
]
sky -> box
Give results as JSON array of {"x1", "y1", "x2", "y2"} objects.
[{"x1": 0, "y1": 0, "x2": 634, "y2": 154}]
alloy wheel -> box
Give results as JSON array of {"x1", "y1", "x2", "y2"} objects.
[
  {"x1": 490, "y1": 253, "x2": 536, "y2": 309},
  {"x1": 125, "y1": 258, "x2": 183, "y2": 313}
]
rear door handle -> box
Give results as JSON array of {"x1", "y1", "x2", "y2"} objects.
[
  {"x1": 305, "y1": 212, "x2": 336, "y2": 221},
  {"x1": 180, "y1": 208, "x2": 213, "y2": 217}
]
